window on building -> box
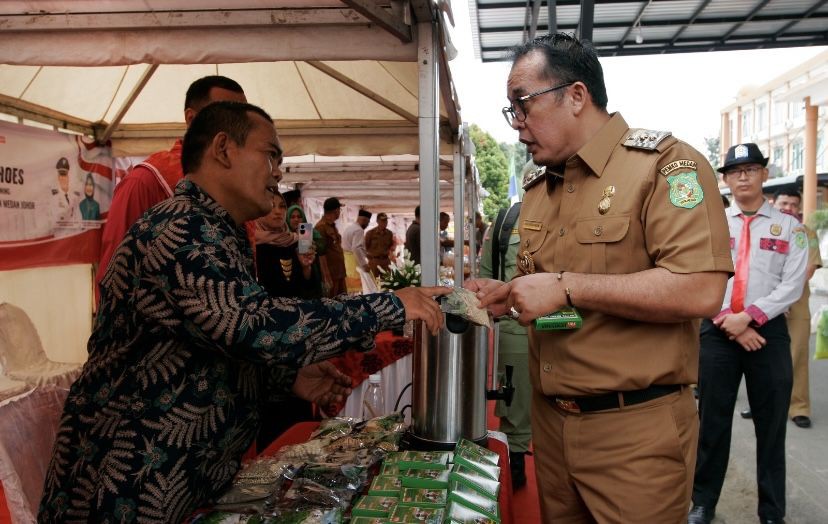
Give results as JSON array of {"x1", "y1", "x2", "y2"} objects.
[
  {"x1": 791, "y1": 100, "x2": 805, "y2": 119},
  {"x1": 772, "y1": 100, "x2": 787, "y2": 125},
  {"x1": 791, "y1": 140, "x2": 804, "y2": 171},
  {"x1": 741, "y1": 109, "x2": 753, "y2": 138},
  {"x1": 729, "y1": 117, "x2": 736, "y2": 145},
  {"x1": 756, "y1": 103, "x2": 767, "y2": 131},
  {"x1": 818, "y1": 131, "x2": 825, "y2": 171}
]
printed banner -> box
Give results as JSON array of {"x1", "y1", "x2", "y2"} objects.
[{"x1": 0, "y1": 121, "x2": 116, "y2": 270}]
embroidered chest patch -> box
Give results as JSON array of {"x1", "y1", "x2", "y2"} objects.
[{"x1": 667, "y1": 171, "x2": 704, "y2": 209}]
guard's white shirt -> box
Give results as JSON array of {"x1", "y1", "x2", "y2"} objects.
[
  {"x1": 342, "y1": 222, "x2": 368, "y2": 267},
  {"x1": 719, "y1": 201, "x2": 808, "y2": 325}
]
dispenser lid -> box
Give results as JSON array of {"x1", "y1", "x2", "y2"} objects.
[{"x1": 369, "y1": 373, "x2": 382, "y2": 384}]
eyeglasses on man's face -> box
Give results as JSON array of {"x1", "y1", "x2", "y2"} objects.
[
  {"x1": 502, "y1": 82, "x2": 574, "y2": 126},
  {"x1": 724, "y1": 165, "x2": 764, "y2": 178}
]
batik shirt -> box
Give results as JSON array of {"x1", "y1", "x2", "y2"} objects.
[{"x1": 39, "y1": 180, "x2": 405, "y2": 523}]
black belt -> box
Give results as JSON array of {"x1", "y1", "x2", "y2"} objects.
[{"x1": 552, "y1": 384, "x2": 682, "y2": 413}]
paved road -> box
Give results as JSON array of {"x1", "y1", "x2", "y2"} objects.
[{"x1": 711, "y1": 294, "x2": 828, "y2": 524}]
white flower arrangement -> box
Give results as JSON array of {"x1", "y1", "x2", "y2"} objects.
[{"x1": 377, "y1": 249, "x2": 421, "y2": 290}]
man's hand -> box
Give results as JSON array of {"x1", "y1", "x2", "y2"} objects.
[
  {"x1": 733, "y1": 326, "x2": 766, "y2": 352},
  {"x1": 393, "y1": 286, "x2": 452, "y2": 335},
  {"x1": 464, "y1": 278, "x2": 509, "y2": 318},
  {"x1": 292, "y1": 361, "x2": 352, "y2": 408},
  {"x1": 470, "y1": 274, "x2": 565, "y2": 324},
  {"x1": 714, "y1": 311, "x2": 752, "y2": 339}
]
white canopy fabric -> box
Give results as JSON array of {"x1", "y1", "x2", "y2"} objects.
[{"x1": 0, "y1": 0, "x2": 462, "y2": 157}]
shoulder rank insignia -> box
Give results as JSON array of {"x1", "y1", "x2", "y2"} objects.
[
  {"x1": 523, "y1": 166, "x2": 547, "y2": 191},
  {"x1": 623, "y1": 129, "x2": 672, "y2": 151}
]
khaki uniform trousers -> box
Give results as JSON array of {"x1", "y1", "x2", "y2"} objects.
[
  {"x1": 788, "y1": 316, "x2": 811, "y2": 418},
  {"x1": 532, "y1": 386, "x2": 697, "y2": 524}
]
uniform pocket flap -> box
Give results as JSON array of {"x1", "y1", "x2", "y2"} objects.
[{"x1": 575, "y1": 215, "x2": 630, "y2": 244}]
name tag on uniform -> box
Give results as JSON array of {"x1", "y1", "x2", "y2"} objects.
[
  {"x1": 523, "y1": 220, "x2": 542, "y2": 231},
  {"x1": 759, "y1": 238, "x2": 789, "y2": 254}
]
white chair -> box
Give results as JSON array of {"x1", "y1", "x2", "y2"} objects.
[
  {"x1": 0, "y1": 303, "x2": 81, "y2": 393},
  {"x1": 0, "y1": 386, "x2": 69, "y2": 523}
]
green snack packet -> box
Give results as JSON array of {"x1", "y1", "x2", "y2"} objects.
[
  {"x1": 400, "y1": 468, "x2": 451, "y2": 489},
  {"x1": 388, "y1": 505, "x2": 445, "y2": 523},
  {"x1": 453, "y1": 450, "x2": 500, "y2": 480},
  {"x1": 445, "y1": 500, "x2": 500, "y2": 524},
  {"x1": 534, "y1": 307, "x2": 583, "y2": 330},
  {"x1": 351, "y1": 495, "x2": 399, "y2": 518},
  {"x1": 398, "y1": 487, "x2": 447, "y2": 508},
  {"x1": 383, "y1": 451, "x2": 405, "y2": 465},
  {"x1": 369, "y1": 475, "x2": 403, "y2": 496},
  {"x1": 398, "y1": 450, "x2": 451, "y2": 471},
  {"x1": 448, "y1": 486, "x2": 500, "y2": 520},
  {"x1": 455, "y1": 439, "x2": 499, "y2": 466},
  {"x1": 448, "y1": 466, "x2": 499, "y2": 500}
]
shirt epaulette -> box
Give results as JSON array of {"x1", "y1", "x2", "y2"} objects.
[
  {"x1": 523, "y1": 166, "x2": 546, "y2": 190},
  {"x1": 623, "y1": 129, "x2": 672, "y2": 151}
]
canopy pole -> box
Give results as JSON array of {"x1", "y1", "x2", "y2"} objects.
[
  {"x1": 418, "y1": 20, "x2": 440, "y2": 287},
  {"x1": 803, "y1": 96, "x2": 818, "y2": 221},
  {"x1": 453, "y1": 140, "x2": 465, "y2": 288}
]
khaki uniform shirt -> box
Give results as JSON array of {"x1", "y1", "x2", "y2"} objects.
[
  {"x1": 365, "y1": 227, "x2": 394, "y2": 259},
  {"x1": 517, "y1": 113, "x2": 733, "y2": 397},
  {"x1": 786, "y1": 224, "x2": 821, "y2": 320},
  {"x1": 315, "y1": 219, "x2": 345, "y2": 279}
]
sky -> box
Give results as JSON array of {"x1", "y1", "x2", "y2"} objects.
[{"x1": 445, "y1": 1, "x2": 827, "y2": 154}]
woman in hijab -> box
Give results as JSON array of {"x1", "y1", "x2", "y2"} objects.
[
  {"x1": 256, "y1": 194, "x2": 322, "y2": 300},
  {"x1": 78, "y1": 173, "x2": 100, "y2": 220},
  {"x1": 254, "y1": 193, "x2": 322, "y2": 450}
]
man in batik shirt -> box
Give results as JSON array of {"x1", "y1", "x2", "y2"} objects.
[{"x1": 39, "y1": 102, "x2": 447, "y2": 523}]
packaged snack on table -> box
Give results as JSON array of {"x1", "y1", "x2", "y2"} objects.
[
  {"x1": 196, "y1": 512, "x2": 275, "y2": 523},
  {"x1": 213, "y1": 482, "x2": 280, "y2": 514},
  {"x1": 388, "y1": 505, "x2": 445, "y2": 523},
  {"x1": 267, "y1": 507, "x2": 343, "y2": 523},
  {"x1": 362, "y1": 413, "x2": 406, "y2": 434},
  {"x1": 398, "y1": 451, "x2": 451, "y2": 471},
  {"x1": 350, "y1": 517, "x2": 391, "y2": 524},
  {"x1": 447, "y1": 484, "x2": 500, "y2": 521},
  {"x1": 309, "y1": 417, "x2": 359, "y2": 441},
  {"x1": 448, "y1": 466, "x2": 499, "y2": 501},
  {"x1": 324, "y1": 448, "x2": 385, "y2": 469},
  {"x1": 294, "y1": 463, "x2": 367, "y2": 494},
  {"x1": 235, "y1": 456, "x2": 296, "y2": 484},
  {"x1": 368, "y1": 475, "x2": 403, "y2": 496},
  {"x1": 277, "y1": 438, "x2": 331, "y2": 463},
  {"x1": 351, "y1": 495, "x2": 399, "y2": 518},
  {"x1": 398, "y1": 488, "x2": 446, "y2": 508},
  {"x1": 452, "y1": 449, "x2": 500, "y2": 480},
  {"x1": 399, "y1": 469, "x2": 450, "y2": 490},
  {"x1": 380, "y1": 462, "x2": 403, "y2": 476},
  {"x1": 455, "y1": 439, "x2": 499, "y2": 466},
  {"x1": 445, "y1": 500, "x2": 500, "y2": 524},
  {"x1": 276, "y1": 478, "x2": 349, "y2": 511}
]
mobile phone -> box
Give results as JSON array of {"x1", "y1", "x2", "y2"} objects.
[{"x1": 297, "y1": 222, "x2": 313, "y2": 254}]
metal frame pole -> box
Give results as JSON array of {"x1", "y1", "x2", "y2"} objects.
[{"x1": 417, "y1": 20, "x2": 440, "y2": 287}]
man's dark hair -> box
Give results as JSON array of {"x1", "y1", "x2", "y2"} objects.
[
  {"x1": 774, "y1": 188, "x2": 802, "y2": 202},
  {"x1": 415, "y1": 205, "x2": 420, "y2": 218},
  {"x1": 510, "y1": 32, "x2": 608, "y2": 110},
  {"x1": 182, "y1": 101, "x2": 274, "y2": 175},
  {"x1": 439, "y1": 212, "x2": 450, "y2": 221},
  {"x1": 184, "y1": 75, "x2": 245, "y2": 112}
]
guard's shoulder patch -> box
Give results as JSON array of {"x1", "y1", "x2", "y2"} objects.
[
  {"x1": 523, "y1": 166, "x2": 547, "y2": 191},
  {"x1": 623, "y1": 129, "x2": 672, "y2": 151}
]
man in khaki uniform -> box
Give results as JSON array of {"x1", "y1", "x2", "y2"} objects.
[
  {"x1": 365, "y1": 212, "x2": 394, "y2": 276},
  {"x1": 315, "y1": 197, "x2": 346, "y2": 297},
  {"x1": 774, "y1": 189, "x2": 821, "y2": 428},
  {"x1": 467, "y1": 33, "x2": 732, "y2": 522}
]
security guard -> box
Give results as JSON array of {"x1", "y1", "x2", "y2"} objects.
[{"x1": 467, "y1": 33, "x2": 732, "y2": 522}]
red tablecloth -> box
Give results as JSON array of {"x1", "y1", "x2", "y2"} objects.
[
  {"x1": 261, "y1": 421, "x2": 514, "y2": 524},
  {"x1": 324, "y1": 331, "x2": 413, "y2": 415}
]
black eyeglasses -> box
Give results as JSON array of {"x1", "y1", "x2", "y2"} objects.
[{"x1": 502, "y1": 82, "x2": 573, "y2": 126}]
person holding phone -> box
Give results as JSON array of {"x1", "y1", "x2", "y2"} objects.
[{"x1": 255, "y1": 193, "x2": 321, "y2": 300}]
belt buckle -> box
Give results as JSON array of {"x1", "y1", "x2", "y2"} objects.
[{"x1": 555, "y1": 398, "x2": 581, "y2": 413}]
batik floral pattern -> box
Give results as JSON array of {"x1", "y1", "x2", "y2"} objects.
[{"x1": 38, "y1": 180, "x2": 405, "y2": 523}]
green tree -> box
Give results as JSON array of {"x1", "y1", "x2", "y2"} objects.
[
  {"x1": 470, "y1": 124, "x2": 509, "y2": 221},
  {"x1": 703, "y1": 136, "x2": 720, "y2": 171}
]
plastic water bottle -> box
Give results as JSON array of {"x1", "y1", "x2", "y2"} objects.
[{"x1": 362, "y1": 374, "x2": 384, "y2": 420}]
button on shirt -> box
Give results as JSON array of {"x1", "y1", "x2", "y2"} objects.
[{"x1": 719, "y1": 202, "x2": 808, "y2": 325}]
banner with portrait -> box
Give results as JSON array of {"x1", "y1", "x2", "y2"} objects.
[{"x1": 0, "y1": 121, "x2": 116, "y2": 270}]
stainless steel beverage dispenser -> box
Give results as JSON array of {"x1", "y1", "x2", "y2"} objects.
[{"x1": 408, "y1": 313, "x2": 514, "y2": 449}]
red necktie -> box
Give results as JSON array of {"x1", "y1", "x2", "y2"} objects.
[{"x1": 730, "y1": 215, "x2": 755, "y2": 313}]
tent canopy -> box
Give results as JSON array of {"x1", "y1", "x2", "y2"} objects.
[{"x1": 0, "y1": 0, "x2": 462, "y2": 157}]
